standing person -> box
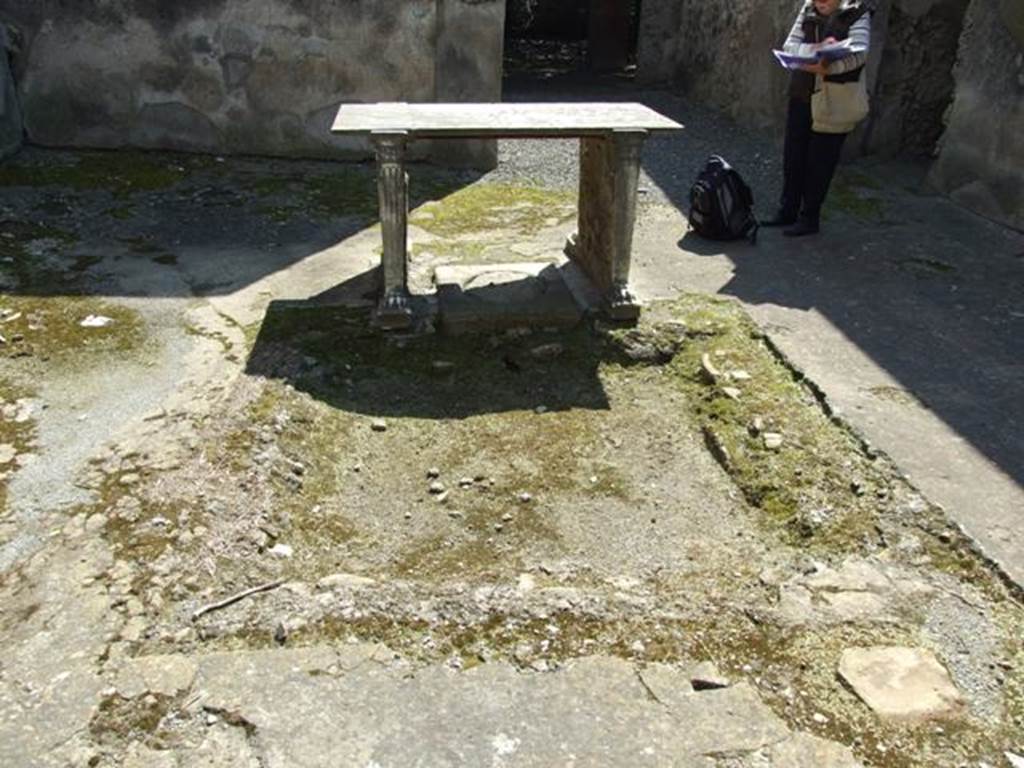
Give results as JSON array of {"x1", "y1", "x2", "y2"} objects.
[{"x1": 764, "y1": 0, "x2": 873, "y2": 237}]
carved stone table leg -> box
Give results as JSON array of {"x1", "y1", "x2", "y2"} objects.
[
  {"x1": 372, "y1": 130, "x2": 412, "y2": 330},
  {"x1": 606, "y1": 129, "x2": 645, "y2": 320},
  {"x1": 573, "y1": 129, "x2": 646, "y2": 321}
]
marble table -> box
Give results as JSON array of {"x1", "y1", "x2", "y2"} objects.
[{"x1": 332, "y1": 102, "x2": 683, "y2": 328}]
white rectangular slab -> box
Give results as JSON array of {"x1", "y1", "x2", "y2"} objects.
[{"x1": 332, "y1": 102, "x2": 684, "y2": 138}]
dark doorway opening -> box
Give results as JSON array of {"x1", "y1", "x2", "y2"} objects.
[{"x1": 503, "y1": 0, "x2": 644, "y2": 80}]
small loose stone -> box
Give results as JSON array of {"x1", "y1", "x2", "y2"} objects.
[
  {"x1": 690, "y1": 661, "x2": 730, "y2": 690},
  {"x1": 517, "y1": 492, "x2": 532, "y2": 503},
  {"x1": 700, "y1": 353, "x2": 721, "y2": 382},
  {"x1": 316, "y1": 573, "x2": 376, "y2": 590},
  {"x1": 428, "y1": 481, "x2": 446, "y2": 494},
  {"x1": 269, "y1": 543, "x2": 293, "y2": 558},
  {"x1": 763, "y1": 432, "x2": 784, "y2": 450},
  {"x1": 371, "y1": 419, "x2": 387, "y2": 432},
  {"x1": 80, "y1": 314, "x2": 114, "y2": 328},
  {"x1": 530, "y1": 343, "x2": 564, "y2": 360},
  {"x1": 426, "y1": 467, "x2": 441, "y2": 479}
]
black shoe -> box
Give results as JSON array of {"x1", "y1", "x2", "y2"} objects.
[
  {"x1": 783, "y1": 218, "x2": 820, "y2": 237},
  {"x1": 762, "y1": 211, "x2": 798, "y2": 227}
]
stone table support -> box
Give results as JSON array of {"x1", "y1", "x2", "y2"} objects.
[
  {"x1": 576, "y1": 129, "x2": 647, "y2": 320},
  {"x1": 372, "y1": 130, "x2": 412, "y2": 329}
]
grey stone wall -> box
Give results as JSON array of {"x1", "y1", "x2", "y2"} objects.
[
  {"x1": 0, "y1": 26, "x2": 21, "y2": 160},
  {"x1": 432, "y1": 0, "x2": 507, "y2": 168},
  {"x1": 1, "y1": 0, "x2": 505, "y2": 168},
  {"x1": 859, "y1": 0, "x2": 970, "y2": 157},
  {"x1": 928, "y1": 0, "x2": 1024, "y2": 230},
  {"x1": 636, "y1": 0, "x2": 801, "y2": 130}
]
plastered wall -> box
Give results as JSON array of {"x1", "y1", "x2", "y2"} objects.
[{"x1": 1, "y1": 0, "x2": 505, "y2": 168}]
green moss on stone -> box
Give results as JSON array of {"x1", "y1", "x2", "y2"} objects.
[
  {"x1": 827, "y1": 173, "x2": 885, "y2": 221},
  {"x1": 0, "y1": 295, "x2": 146, "y2": 362},
  {"x1": 250, "y1": 167, "x2": 380, "y2": 223},
  {"x1": 106, "y1": 206, "x2": 136, "y2": 221},
  {"x1": 410, "y1": 183, "x2": 575, "y2": 237},
  {"x1": 0, "y1": 221, "x2": 89, "y2": 291},
  {"x1": 638, "y1": 295, "x2": 884, "y2": 549},
  {"x1": 0, "y1": 150, "x2": 202, "y2": 198}
]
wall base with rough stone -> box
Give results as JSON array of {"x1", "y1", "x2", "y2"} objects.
[
  {"x1": 927, "y1": 0, "x2": 1024, "y2": 231},
  {"x1": 1, "y1": 0, "x2": 504, "y2": 169},
  {"x1": 0, "y1": 27, "x2": 21, "y2": 160},
  {"x1": 859, "y1": 0, "x2": 970, "y2": 158}
]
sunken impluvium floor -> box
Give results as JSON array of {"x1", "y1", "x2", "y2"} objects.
[{"x1": 0, "y1": 141, "x2": 1021, "y2": 768}]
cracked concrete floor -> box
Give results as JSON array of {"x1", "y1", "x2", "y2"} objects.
[{"x1": 0, "y1": 148, "x2": 1022, "y2": 767}]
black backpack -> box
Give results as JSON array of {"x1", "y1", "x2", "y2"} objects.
[{"x1": 688, "y1": 155, "x2": 759, "y2": 243}]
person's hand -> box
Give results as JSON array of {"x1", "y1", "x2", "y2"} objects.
[{"x1": 801, "y1": 60, "x2": 830, "y2": 75}]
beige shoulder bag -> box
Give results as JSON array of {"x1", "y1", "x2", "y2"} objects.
[{"x1": 811, "y1": 74, "x2": 869, "y2": 134}]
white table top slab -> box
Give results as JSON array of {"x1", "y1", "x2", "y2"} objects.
[{"x1": 331, "y1": 102, "x2": 683, "y2": 138}]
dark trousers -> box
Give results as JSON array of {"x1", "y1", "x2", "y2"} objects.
[{"x1": 780, "y1": 98, "x2": 847, "y2": 224}]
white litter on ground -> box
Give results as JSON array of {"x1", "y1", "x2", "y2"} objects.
[{"x1": 80, "y1": 315, "x2": 114, "y2": 328}]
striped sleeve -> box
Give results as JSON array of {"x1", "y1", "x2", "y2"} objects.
[
  {"x1": 828, "y1": 14, "x2": 871, "y2": 74},
  {"x1": 782, "y1": 8, "x2": 807, "y2": 52}
]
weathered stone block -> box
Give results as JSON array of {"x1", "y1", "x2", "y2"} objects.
[
  {"x1": 838, "y1": 646, "x2": 965, "y2": 722},
  {"x1": 434, "y1": 262, "x2": 583, "y2": 334}
]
